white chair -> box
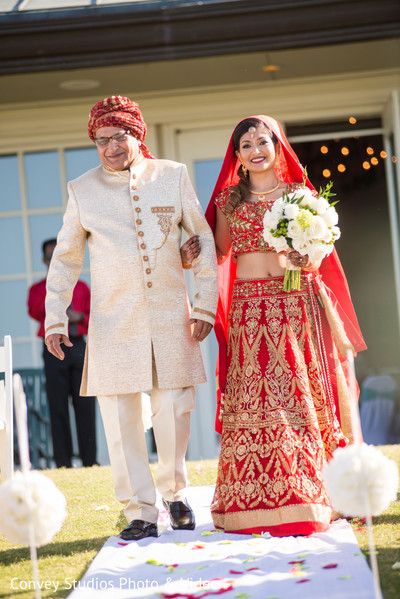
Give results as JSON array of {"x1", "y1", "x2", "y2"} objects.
[{"x1": 0, "y1": 335, "x2": 14, "y2": 482}]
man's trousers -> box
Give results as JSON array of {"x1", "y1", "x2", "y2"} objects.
[{"x1": 97, "y1": 386, "x2": 195, "y2": 523}]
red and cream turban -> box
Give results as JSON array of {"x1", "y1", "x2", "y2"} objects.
[{"x1": 88, "y1": 95, "x2": 155, "y2": 158}]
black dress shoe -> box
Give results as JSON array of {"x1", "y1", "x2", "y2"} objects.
[
  {"x1": 163, "y1": 498, "x2": 195, "y2": 530},
  {"x1": 119, "y1": 519, "x2": 158, "y2": 541}
]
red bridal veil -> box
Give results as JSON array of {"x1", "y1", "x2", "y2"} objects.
[{"x1": 205, "y1": 115, "x2": 366, "y2": 433}]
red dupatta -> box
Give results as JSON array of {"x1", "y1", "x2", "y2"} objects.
[{"x1": 205, "y1": 115, "x2": 366, "y2": 433}]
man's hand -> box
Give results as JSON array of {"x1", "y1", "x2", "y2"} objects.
[
  {"x1": 181, "y1": 235, "x2": 201, "y2": 268},
  {"x1": 46, "y1": 333, "x2": 73, "y2": 360},
  {"x1": 189, "y1": 318, "x2": 212, "y2": 342}
]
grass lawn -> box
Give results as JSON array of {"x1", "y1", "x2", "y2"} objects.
[{"x1": 0, "y1": 450, "x2": 399, "y2": 599}]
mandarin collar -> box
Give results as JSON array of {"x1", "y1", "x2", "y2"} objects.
[{"x1": 101, "y1": 153, "x2": 146, "y2": 180}]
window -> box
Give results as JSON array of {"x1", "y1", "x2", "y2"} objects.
[{"x1": 0, "y1": 146, "x2": 98, "y2": 367}]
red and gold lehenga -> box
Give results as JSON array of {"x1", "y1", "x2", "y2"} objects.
[{"x1": 205, "y1": 115, "x2": 366, "y2": 537}]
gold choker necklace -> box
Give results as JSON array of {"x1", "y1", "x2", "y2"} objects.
[{"x1": 250, "y1": 182, "x2": 280, "y2": 200}]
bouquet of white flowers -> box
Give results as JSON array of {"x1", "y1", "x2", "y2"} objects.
[{"x1": 262, "y1": 180, "x2": 340, "y2": 291}]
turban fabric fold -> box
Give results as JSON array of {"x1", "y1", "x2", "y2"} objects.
[{"x1": 88, "y1": 95, "x2": 155, "y2": 159}]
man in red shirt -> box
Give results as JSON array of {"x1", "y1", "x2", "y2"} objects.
[{"x1": 28, "y1": 238, "x2": 97, "y2": 468}]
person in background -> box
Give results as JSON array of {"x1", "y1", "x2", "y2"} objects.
[{"x1": 27, "y1": 238, "x2": 97, "y2": 468}]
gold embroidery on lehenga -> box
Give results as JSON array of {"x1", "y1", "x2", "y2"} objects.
[{"x1": 211, "y1": 275, "x2": 347, "y2": 531}]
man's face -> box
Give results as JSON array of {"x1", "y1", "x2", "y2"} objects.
[
  {"x1": 43, "y1": 243, "x2": 56, "y2": 268},
  {"x1": 94, "y1": 126, "x2": 141, "y2": 171}
]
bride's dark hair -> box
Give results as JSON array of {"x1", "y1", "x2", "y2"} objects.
[{"x1": 225, "y1": 118, "x2": 278, "y2": 214}]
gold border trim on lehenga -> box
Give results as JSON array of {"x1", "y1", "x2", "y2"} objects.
[{"x1": 212, "y1": 503, "x2": 332, "y2": 531}]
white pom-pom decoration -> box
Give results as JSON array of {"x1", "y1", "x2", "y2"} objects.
[
  {"x1": 0, "y1": 470, "x2": 67, "y2": 546},
  {"x1": 323, "y1": 443, "x2": 399, "y2": 517}
]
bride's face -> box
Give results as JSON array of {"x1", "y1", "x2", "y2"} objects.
[{"x1": 236, "y1": 125, "x2": 277, "y2": 174}]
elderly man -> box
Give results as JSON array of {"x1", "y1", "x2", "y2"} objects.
[{"x1": 45, "y1": 96, "x2": 217, "y2": 540}]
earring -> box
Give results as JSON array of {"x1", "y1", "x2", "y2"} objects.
[{"x1": 241, "y1": 163, "x2": 248, "y2": 177}]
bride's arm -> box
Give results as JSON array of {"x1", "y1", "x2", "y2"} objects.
[{"x1": 215, "y1": 207, "x2": 232, "y2": 261}]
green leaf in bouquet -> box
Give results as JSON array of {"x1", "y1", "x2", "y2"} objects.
[{"x1": 318, "y1": 180, "x2": 337, "y2": 204}]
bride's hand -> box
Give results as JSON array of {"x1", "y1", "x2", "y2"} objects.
[{"x1": 288, "y1": 250, "x2": 321, "y2": 271}]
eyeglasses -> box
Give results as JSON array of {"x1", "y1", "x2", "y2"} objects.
[{"x1": 94, "y1": 131, "x2": 130, "y2": 147}]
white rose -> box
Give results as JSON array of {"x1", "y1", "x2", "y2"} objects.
[
  {"x1": 331, "y1": 225, "x2": 341, "y2": 240},
  {"x1": 271, "y1": 236, "x2": 290, "y2": 252},
  {"x1": 270, "y1": 197, "x2": 285, "y2": 218},
  {"x1": 308, "y1": 215, "x2": 330, "y2": 241},
  {"x1": 307, "y1": 243, "x2": 329, "y2": 263},
  {"x1": 284, "y1": 203, "x2": 300, "y2": 219},
  {"x1": 315, "y1": 197, "x2": 330, "y2": 215},
  {"x1": 322, "y1": 206, "x2": 339, "y2": 226},
  {"x1": 263, "y1": 229, "x2": 275, "y2": 244},
  {"x1": 298, "y1": 188, "x2": 317, "y2": 207},
  {"x1": 292, "y1": 237, "x2": 309, "y2": 254},
  {"x1": 263, "y1": 211, "x2": 280, "y2": 230}
]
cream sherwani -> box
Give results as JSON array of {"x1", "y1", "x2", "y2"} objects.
[{"x1": 45, "y1": 156, "x2": 218, "y2": 523}]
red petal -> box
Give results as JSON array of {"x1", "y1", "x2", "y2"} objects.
[{"x1": 322, "y1": 563, "x2": 338, "y2": 569}]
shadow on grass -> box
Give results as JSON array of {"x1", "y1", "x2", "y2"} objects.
[
  {"x1": 372, "y1": 512, "x2": 400, "y2": 525},
  {"x1": 0, "y1": 535, "x2": 109, "y2": 567},
  {"x1": 374, "y1": 545, "x2": 400, "y2": 599}
]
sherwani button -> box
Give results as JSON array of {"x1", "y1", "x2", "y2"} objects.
[
  {"x1": 145, "y1": 268, "x2": 151, "y2": 274},
  {"x1": 136, "y1": 219, "x2": 142, "y2": 225},
  {"x1": 135, "y1": 207, "x2": 141, "y2": 213},
  {"x1": 140, "y1": 243, "x2": 146, "y2": 249},
  {"x1": 138, "y1": 231, "x2": 144, "y2": 237},
  {"x1": 143, "y1": 256, "x2": 149, "y2": 262},
  {"x1": 147, "y1": 282, "x2": 153, "y2": 288},
  {"x1": 133, "y1": 195, "x2": 139, "y2": 201}
]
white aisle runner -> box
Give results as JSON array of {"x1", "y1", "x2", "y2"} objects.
[{"x1": 69, "y1": 486, "x2": 375, "y2": 599}]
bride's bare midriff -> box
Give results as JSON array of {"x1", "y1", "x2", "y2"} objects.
[{"x1": 236, "y1": 251, "x2": 287, "y2": 279}]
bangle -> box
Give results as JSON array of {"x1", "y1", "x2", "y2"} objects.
[{"x1": 182, "y1": 262, "x2": 192, "y2": 269}]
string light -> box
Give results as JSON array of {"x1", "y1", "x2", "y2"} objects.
[
  {"x1": 392, "y1": 156, "x2": 398, "y2": 164},
  {"x1": 380, "y1": 150, "x2": 388, "y2": 159},
  {"x1": 349, "y1": 116, "x2": 357, "y2": 125},
  {"x1": 362, "y1": 161, "x2": 371, "y2": 170},
  {"x1": 366, "y1": 147, "x2": 374, "y2": 155},
  {"x1": 337, "y1": 164, "x2": 346, "y2": 173},
  {"x1": 371, "y1": 157, "x2": 379, "y2": 166},
  {"x1": 322, "y1": 169, "x2": 331, "y2": 178},
  {"x1": 320, "y1": 145, "x2": 329, "y2": 154},
  {"x1": 341, "y1": 147, "x2": 350, "y2": 156},
  {"x1": 262, "y1": 64, "x2": 281, "y2": 73}
]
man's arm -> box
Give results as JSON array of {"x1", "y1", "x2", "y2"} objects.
[
  {"x1": 179, "y1": 165, "x2": 218, "y2": 340},
  {"x1": 45, "y1": 182, "x2": 87, "y2": 358}
]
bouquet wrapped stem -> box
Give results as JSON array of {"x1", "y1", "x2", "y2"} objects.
[
  {"x1": 283, "y1": 262, "x2": 301, "y2": 292},
  {"x1": 263, "y1": 178, "x2": 340, "y2": 293}
]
